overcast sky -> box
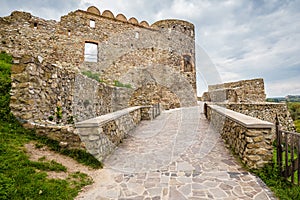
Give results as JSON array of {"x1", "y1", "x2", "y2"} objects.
[{"x1": 1, "y1": 0, "x2": 299, "y2": 97}]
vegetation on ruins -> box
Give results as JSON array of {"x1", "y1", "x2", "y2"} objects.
[
  {"x1": 287, "y1": 102, "x2": 300, "y2": 132},
  {"x1": 82, "y1": 70, "x2": 103, "y2": 83},
  {"x1": 82, "y1": 70, "x2": 132, "y2": 88},
  {"x1": 253, "y1": 162, "x2": 300, "y2": 199},
  {"x1": 0, "y1": 52, "x2": 100, "y2": 199},
  {"x1": 254, "y1": 140, "x2": 300, "y2": 199},
  {"x1": 114, "y1": 80, "x2": 132, "y2": 88}
]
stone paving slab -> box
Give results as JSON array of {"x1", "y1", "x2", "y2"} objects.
[{"x1": 76, "y1": 105, "x2": 276, "y2": 200}]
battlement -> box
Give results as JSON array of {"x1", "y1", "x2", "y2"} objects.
[{"x1": 72, "y1": 6, "x2": 152, "y2": 29}]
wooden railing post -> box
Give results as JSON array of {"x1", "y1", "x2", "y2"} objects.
[
  {"x1": 298, "y1": 139, "x2": 300, "y2": 185},
  {"x1": 276, "y1": 115, "x2": 283, "y2": 175}
]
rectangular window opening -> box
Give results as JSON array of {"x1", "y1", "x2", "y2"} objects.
[
  {"x1": 84, "y1": 42, "x2": 98, "y2": 62},
  {"x1": 90, "y1": 19, "x2": 95, "y2": 28}
]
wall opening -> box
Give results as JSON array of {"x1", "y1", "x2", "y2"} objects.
[
  {"x1": 90, "y1": 19, "x2": 95, "y2": 28},
  {"x1": 183, "y1": 55, "x2": 193, "y2": 72},
  {"x1": 84, "y1": 42, "x2": 98, "y2": 62}
]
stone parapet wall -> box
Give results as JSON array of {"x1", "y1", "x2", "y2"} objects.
[
  {"x1": 75, "y1": 106, "x2": 160, "y2": 161},
  {"x1": 205, "y1": 104, "x2": 274, "y2": 169},
  {"x1": 220, "y1": 102, "x2": 295, "y2": 132},
  {"x1": 23, "y1": 123, "x2": 83, "y2": 150},
  {"x1": 205, "y1": 78, "x2": 266, "y2": 103}
]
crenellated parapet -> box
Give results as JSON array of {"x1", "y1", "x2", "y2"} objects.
[{"x1": 82, "y1": 6, "x2": 151, "y2": 28}]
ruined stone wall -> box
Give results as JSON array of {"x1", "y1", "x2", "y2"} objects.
[
  {"x1": 73, "y1": 74, "x2": 133, "y2": 122},
  {"x1": 10, "y1": 56, "x2": 76, "y2": 124},
  {"x1": 9, "y1": 56, "x2": 134, "y2": 124},
  {"x1": 0, "y1": 6, "x2": 197, "y2": 112},
  {"x1": 205, "y1": 78, "x2": 266, "y2": 103},
  {"x1": 129, "y1": 83, "x2": 180, "y2": 110}
]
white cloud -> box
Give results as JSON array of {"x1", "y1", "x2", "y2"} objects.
[{"x1": 266, "y1": 77, "x2": 300, "y2": 97}]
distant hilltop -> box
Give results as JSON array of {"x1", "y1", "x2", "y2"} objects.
[
  {"x1": 266, "y1": 95, "x2": 300, "y2": 102},
  {"x1": 286, "y1": 95, "x2": 300, "y2": 102}
]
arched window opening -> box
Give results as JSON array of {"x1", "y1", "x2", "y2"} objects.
[
  {"x1": 84, "y1": 42, "x2": 98, "y2": 62},
  {"x1": 34, "y1": 22, "x2": 38, "y2": 29}
]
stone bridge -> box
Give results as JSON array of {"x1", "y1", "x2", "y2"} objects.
[{"x1": 75, "y1": 103, "x2": 275, "y2": 200}]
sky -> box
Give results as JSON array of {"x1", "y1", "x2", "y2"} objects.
[{"x1": 0, "y1": 0, "x2": 299, "y2": 97}]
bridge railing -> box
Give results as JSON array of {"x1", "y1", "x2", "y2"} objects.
[
  {"x1": 205, "y1": 103, "x2": 274, "y2": 169},
  {"x1": 75, "y1": 104, "x2": 161, "y2": 161},
  {"x1": 276, "y1": 117, "x2": 300, "y2": 185}
]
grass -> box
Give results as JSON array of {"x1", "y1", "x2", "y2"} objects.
[
  {"x1": 114, "y1": 80, "x2": 132, "y2": 88},
  {"x1": 82, "y1": 71, "x2": 132, "y2": 88},
  {"x1": 287, "y1": 102, "x2": 300, "y2": 133},
  {"x1": 295, "y1": 119, "x2": 300, "y2": 133},
  {"x1": 82, "y1": 70, "x2": 104, "y2": 83},
  {"x1": 0, "y1": 120, "x2": 93, "y2": 199},
  {"x1": 252, "y1": 163, "x2": 300, "y2": 199},
  {"x1": 0, "y1": 52, "x2": 96, "y2": 199},
  {"x1": 251, "y1": 145, "x2": 300, "y2": 199}
]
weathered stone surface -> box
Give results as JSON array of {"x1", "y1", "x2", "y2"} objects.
[
  {"x1": 0, "y1": 6, "x2": 196, "y2": 155},
  {"x1": 1, "y1": 6, "x2": 197, "y2": 113},
  {"x1": 204, "y1": 78, "x2": 266, "y2": 103},
  {"x1": 205, "y1": 104, "x2": 273, "y2": 169},
  {"x1": 75, "y1": 106, "x2": 158, "y2": 161}
]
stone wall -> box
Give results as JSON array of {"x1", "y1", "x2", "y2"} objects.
[
  {"x1": 75, "y1": 106, "x2": 159, "y2": 161},
  {"x1": 73, "y1": 74, "x2": 133, "y2": 122},
  {"x1": 9, "y1": 56, "x2": 133, "y2": 125},
  {"x1": 203, "y1": 78, "x2": 266, "y2": 103},
  {"x1": 27, "y1": 124, "x2": 83, "y2": 150},
  {"x1": 10, "y1": 56, "x2": 76, "y2": 124},
  {"x1": 0, "y1": 6, "x2": 197, "y2": 111},
  {"x1": 205, "y1": 104, "x2": 274, "y2": 169},
  {"x1": 220, "y1": 103, "x2": 295, "y2": 132}
]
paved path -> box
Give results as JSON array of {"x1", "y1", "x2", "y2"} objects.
[{"x1": 76, "y1": 105, "x2": 275, "y2": 200}]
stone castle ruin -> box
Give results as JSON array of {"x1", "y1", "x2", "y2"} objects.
[
  {"x1": 0, "y1": 6, "x2": 295, "y2": 166},
  {"x1": 202, "y1": 78, "x2": 294, "y2": 132},
  {"x1": 0, "y1": 6, "x2": 198, "y2": 159},
  {"x1": 0, "y1": 6, "x2": 197, "y2": 123}
]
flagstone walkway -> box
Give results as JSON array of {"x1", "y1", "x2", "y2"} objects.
[{"x1": 76, "y1": 105, "x2": 275, "y2": 200}]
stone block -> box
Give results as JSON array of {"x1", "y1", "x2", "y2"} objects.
[
  {"x1": 246, "y1": 143, "x2": 260, "y2": 149},
  {"x1": 245, "y1": 130, "x2": 262, "y2": 137},
  {"x1": 253, "y1": 136, "x2": 264, "y2": 143},
  {"x1": 247, "y1": 155, "x2": 261, "y2": 162},
  {"x1": 11, "y1": 64, "x2": 26, "y2": 74},
  {"x1": 89, "y1": 134, "x2": 100, "y2": 141}
]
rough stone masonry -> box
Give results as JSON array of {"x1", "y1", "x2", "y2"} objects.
[{"x1": 0, "y1": 6, "x2": 197, "y2": 152}]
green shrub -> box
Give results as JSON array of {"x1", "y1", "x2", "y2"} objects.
[
  {"x1": 114, "y1": 80, "x2": 132, "y2": 88},
  {"x1": 0, "y1": 52, "x2": 13, "y2": 122},
  {"x1": 0, "y1": 52, "x2": 99, "y2": 199},
  {"x1": 82, "y1": 70, "x2": 102, "y2": 82},
  {"x1": 287, "y1": 102, "x2": 300, "y2": 132}
]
